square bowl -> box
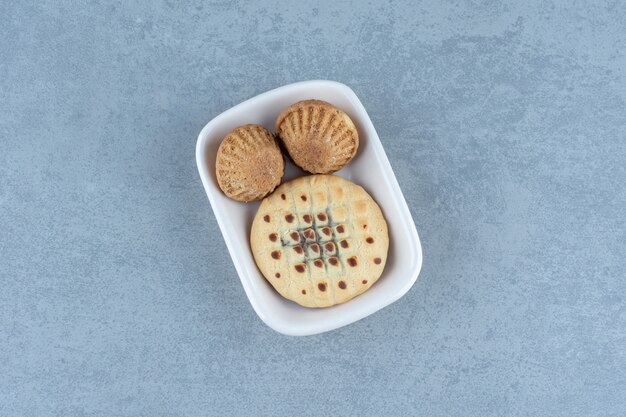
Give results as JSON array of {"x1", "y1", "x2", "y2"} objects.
[{"x1": 196, "y1": 80, "x2": 422, "y2": 336}]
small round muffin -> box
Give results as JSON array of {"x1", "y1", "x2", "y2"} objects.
[
  {"x1": 216, "y1": 124, "x2": 284, "y2": 202},
  {"x1": 275, "y1": 100, "x2": 359, "y2": 174},
  {"x1": 250, "y1": 175, "x2": 388, "y2": 308}
]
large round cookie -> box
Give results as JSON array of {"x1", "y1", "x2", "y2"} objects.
[{"x1": 250, "y1": 175, "x2": 388, "y2": 308}]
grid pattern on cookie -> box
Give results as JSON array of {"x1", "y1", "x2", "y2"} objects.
[
  {"x1": 268, "y1": 183, "x2": 372, "y2": 302},
  {"x1": 279, "y1": 209, "x2": 352, "y2": 267},
  {"x1": 277, "y1": 179, "x2": 357, "y2": 303}
]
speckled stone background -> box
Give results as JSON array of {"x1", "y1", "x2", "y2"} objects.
[{"x1": 1, "y1": 1, "x2": 625, "y2": 416}]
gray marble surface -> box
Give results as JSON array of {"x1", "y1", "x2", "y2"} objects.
[{"x1": 1, "y1": 1, "x2": 625, "y2": 416}]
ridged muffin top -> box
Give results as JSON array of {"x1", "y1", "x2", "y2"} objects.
[{"x1": 275, "y1": 100, "x2": 359, "y2": 174}]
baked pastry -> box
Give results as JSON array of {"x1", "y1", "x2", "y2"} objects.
[
  {"x1": 275, "y1": 100, "x2": 359, "y2": 174},
  {"x1": 216, "y1": 124, "x2": 284, "y2": 202},
  {"x1": 250, "y1": 175, "x2": 388, "y2": 308}
]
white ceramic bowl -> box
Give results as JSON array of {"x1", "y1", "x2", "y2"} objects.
[{"x1": 196, "y1": 80, "x2": 422, "y2": 336}]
